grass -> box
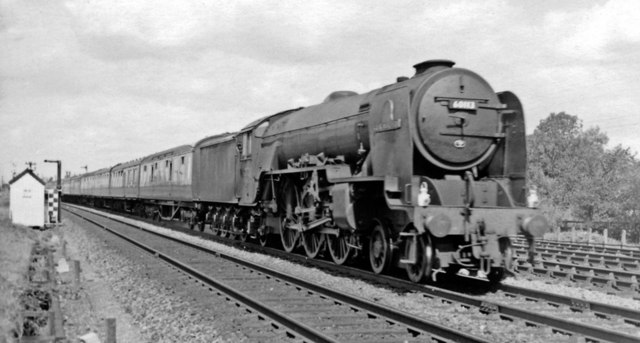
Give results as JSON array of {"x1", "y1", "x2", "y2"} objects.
[{"x1": 0, "y1": 191, "x2": 38, "y2": 342}]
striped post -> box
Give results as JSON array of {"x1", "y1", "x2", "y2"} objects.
[{"x1": 46, "y1": 189, "x2": 59, "y2": 224}]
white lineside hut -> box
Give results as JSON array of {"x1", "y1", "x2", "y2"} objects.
[{"x1": 9, "y1": 168, "x2": 45, "y2": 227}]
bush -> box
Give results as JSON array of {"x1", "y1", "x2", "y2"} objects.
[{"x1": 0, "y1": 192, "x2": 37, "y2": 342}]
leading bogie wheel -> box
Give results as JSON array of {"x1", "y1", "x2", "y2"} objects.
[
  {"x1": 369, "y1": 219, "x2": 391, "y2": 274},
  {"x1": 500, "y1": 237, "x2": 514, "y2": 272},
  {"x1": 487, "y1": 237, "x2": 513, "y2": 284},
  {"x1": 404, "y1": 231, "x2": 433, "y2": 283}
]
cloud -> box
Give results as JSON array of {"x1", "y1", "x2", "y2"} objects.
[
  {"x1": 2, "y1": 0, "x2": 640, "y2": 181},
  {"x1": 545, "y1": 0, "x2": 640, "y2": 60},
  {"x1": 65, "y1": 0, "x2": 234, "y2": 46},
  {"x1": 64, "y1": 1, "x2": 363, "y2": 62}
]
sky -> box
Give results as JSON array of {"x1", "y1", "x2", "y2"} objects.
[{"x1": 1, "y1": 0, "x2": 640, "y2": 181}]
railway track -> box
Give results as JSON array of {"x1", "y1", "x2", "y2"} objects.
[
  {"x1": 514, "y1": 246, "x2": 640, "y2": 270},
  {"x1": 239, "y1": 236, "x2": 640, "y2": 335},
  {"x1": 271, "y1": 253, "x2": 640, "y2": 342},
  {"x1": 496, "y1": 283, "x2": 640, "y2": 327},
  {"x1": 511, "y1": 247, "x2": 640, "y2": 293},
  {"x1": 513, "y1": 237, "x2": 640, "y2": 258},
  {"x1": 64, "y1": 205, "x2": 491, "y2": 343},
  {"x1": 65, "y1": 204, "x2": 640, "y2": 343}
]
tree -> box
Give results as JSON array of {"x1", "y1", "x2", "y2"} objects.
[{"x1": 527, "y1": 112, "x2": 637, "y2": 225}]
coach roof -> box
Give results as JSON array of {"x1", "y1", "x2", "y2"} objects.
[
  {"x1": 111, "y1": 158, "x2": 142, "y2": 172},
  {"x1": 140, "y1": 144, "x2": 193, "y2": 164},
  {"x1": 194, "y1": 132, "x2": 236, "y2": 149}
]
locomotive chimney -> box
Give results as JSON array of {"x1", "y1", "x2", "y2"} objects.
[{"x1": 413, "y1": 59, "x2": 455, "y2": 76}]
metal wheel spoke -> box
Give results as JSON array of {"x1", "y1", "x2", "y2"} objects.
[
  {"x1": 303, "y1": 232, "x2": 324, "y2": 259},
  {"x1": 281, "y1": 181, "x2": 301, "y2": 253},
  {"x1": 404, "y1": 232, "x2": 433, "y2": 283},
  {"x1": 328, "y1": 233, "x2": 352, "y2": 265},
  {"x1": 369, "y1": 220, "x2": 391, "y2": 274}
]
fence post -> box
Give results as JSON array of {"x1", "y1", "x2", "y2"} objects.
[
  {"x1": 571, "y1": 226, "x2": 576, "y2": 243},
  {"x1": 106, "y1": 318, "x2": 116, "y2": 343},
  {"x1": 72, "y1": 260, "x2": 81, "y2": 296}
]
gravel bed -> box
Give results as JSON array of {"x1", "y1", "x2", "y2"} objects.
[
  {"x1": 64, "y1": 212, "x2": 304, "y2": 343},
  {"x1": 62, "y1": 216, "x2": 243, "y2": 342},
  {"x1": 56, "y1": 219, "x2": 148, "y2": 342},
  {"x1": 77, "y1": 207, "x2": 634, "y2": 343},
  {"x1": 502, "y1": 276, "x2": 640, "y2": 310}
]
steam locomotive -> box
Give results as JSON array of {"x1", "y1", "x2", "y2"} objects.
[{"x1": 63, "y1": 59, "x2": 548, "y2": 283}]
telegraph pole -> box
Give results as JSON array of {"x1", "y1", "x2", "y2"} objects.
[{"x1": 44, "y1": 159, "x2": 62, "y2": 222}]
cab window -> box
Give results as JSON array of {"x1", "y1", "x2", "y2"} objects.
[{"x1": 242, "y1": 132, "x2": 251, "y2": 158}]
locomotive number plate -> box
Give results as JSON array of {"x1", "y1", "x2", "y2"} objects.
[{"x1": 449, "y1": 100, "x2": 477, "y2": 110}]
